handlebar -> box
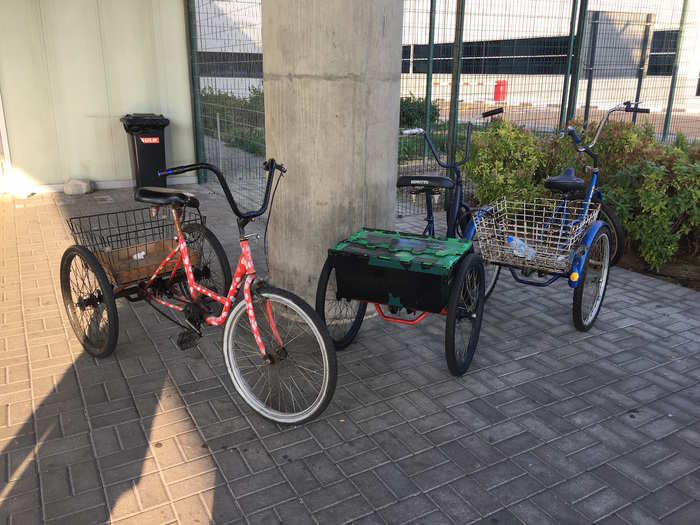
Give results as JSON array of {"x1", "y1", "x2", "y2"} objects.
[
  {"x1": 563, "y1": 100, "x2": 649, "y2": 167},
  {"x1": 400, "y1": 106, "x2": 503, "y2": 171},
  {"x1": 481, "y1": 107, "x2": 504, "y2": 118},
  {"x1": 158, "y1": 159, "x2": 285, "y2": 220}
]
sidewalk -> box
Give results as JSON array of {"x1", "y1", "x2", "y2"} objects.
[{"x1": 0, "y1": 188, "x2": 699, "y2": 524}]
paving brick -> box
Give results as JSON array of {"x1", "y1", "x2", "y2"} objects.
[
  {"x1": 352, "y1": 470, "x2": 396, "y2": 508},
  {"x1": 375, "y1": 463, "x2": 420, "y2": 499},
  {"x1": 639, "y1": 484, "x2": 692, "y2": 519},
  {"x1": 304, "y1": 479, "x2": 358, "y2": 512},
  {"x1": 5, "y1": 195, "x2": 700, "y2": 524},
  {"x1": 451, "y1": 475, "x2": 502, "y2": 516}
]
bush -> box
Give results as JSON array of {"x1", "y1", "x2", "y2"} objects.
[
  {"x1": 605, "y1": 158, "x2": 700, "y2": 270},
  {"x1": 400, "y1": 95, "x2": 441, "y2": 129},
  {"x1": 465, "y1": 120, "x2": 543, "y2": 203},
  {"x1": 455, "y1": 117, "x2": 698, "y2": 271},
  {"x1": 200, "y1": 86, "x2": 265, "y2": 157}
]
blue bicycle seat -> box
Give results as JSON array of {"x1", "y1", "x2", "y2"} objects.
[{"x1": 544, "y1": 167, "x2": 586, "y2": 193}]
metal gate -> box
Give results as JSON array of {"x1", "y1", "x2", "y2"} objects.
[{"x1": 187, "y1": 0, "x2": 695, "y2": 215}]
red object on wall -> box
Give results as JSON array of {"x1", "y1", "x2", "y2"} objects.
[{"x1": 494, "y1": 80, "x2": 507, "y2": 102}]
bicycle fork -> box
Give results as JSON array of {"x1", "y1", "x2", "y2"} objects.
[{"x1": 239, "y1": 241, "x2": 284, "y2": 362}]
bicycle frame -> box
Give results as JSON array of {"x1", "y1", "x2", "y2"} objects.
[{"x1": 140, "y1": 208, "x2": 279, "y2": 358}]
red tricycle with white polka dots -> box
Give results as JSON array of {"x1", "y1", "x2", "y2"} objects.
[{"x1": 60, "y1": 160, "x2": 336, "y2": 424}]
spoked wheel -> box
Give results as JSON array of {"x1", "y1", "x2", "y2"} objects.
[
  {"x1": 181, "y1": 223, "x2": 232, "y2": 315},
  {"x1": 60, "y1": 245, "x2": 119, "y2": 357},
  {"x1": 445, "y1": 253, "x2": 485, "y2": 376},
  {"x1": 595, "y1": 198, "x2": 624, "y2": 266},
  {"x1": 223, "y1": 286, "x2": 336, "y2": 424},
  {"x1": 458, "y1": 214, "x2": 500, "y2": 298},
  {"x1": 573, "y1": 225, "x2": 611, "y2": 331},
  {"x1": 315, "y1": 258, "x2": 366, "y2": 349},
  {"x1": 573, "y1": 194, "x2": 624, "y2": 266}
]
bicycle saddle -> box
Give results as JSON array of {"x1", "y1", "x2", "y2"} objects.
[
  {"x1": 134, "y1": 187, "x2": 200, "y2": 208},
  {"x1": 397, "y1": 175, "x2": 454, "y2": 191},
  {"x1": 544, "y1": 167, "x2": 586, "y2": 193}
]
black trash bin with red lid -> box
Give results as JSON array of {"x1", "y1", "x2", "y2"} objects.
[{"x1": 121, "y1": 113, "x2": 170, "y2": 188}]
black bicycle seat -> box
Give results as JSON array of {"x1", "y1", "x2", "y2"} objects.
[
  {"x1": 544, "y1": 167, "x2": 586, "y2": 193},
  {"x1": 134, "y1": 187, "x2": 200, "y2": 208},
  {"x1": 397, "y1": 175, "x2": 454, "y2": 191}
]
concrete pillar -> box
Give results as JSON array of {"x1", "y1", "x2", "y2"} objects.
[{"x1": 262, "y1": 1, "x2": 403, "y2": 301}]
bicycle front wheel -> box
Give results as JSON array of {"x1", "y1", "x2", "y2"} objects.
[
  {"x1": 445, "y1": 252, "x2": 485, "y2": 376},
  {"x1": 223, "y1": 286, "x2": 336, "y2": 424},
  {"x1": 315, "y1": 258, "x2": 366, "y2": 349}
]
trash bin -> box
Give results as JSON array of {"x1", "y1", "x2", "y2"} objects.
[{"x1": 121, "y1": 113, "x2": 170, "y2": 187}]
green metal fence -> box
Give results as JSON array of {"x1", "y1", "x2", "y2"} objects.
[
  {"x1": 187, "y1": 0, "x2": 697, "y2": 215},
  {"x1": 188, "y1": 0, "x2": 266, "y2": 209},
  {"x1": 397, "y1": 0, "x2": 696, "y2": 215}
]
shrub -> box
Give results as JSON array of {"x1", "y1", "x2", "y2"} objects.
[
  {"x1": 604, "y1": 157, "x2": 700, "y2": 270},
  {"x1": 200, "y1": 86, "x2": 265, "y2": 157},
  {"x1": 399, "y1": 95, "x2": 441, "y2": 129},
  {"x1": 464, "y1": 120, "x2": 543, "y2": 202}
]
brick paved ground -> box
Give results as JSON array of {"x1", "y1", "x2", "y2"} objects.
[{"x1": 1, "y1": 187, "x2": 699, "y2": 524}]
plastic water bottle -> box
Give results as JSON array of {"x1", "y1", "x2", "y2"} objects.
[{"x1": 507, "y1": 236, "x2": 536, "y2": 262}]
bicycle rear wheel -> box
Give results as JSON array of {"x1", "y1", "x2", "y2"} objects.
[
  {"x1": 60, "y1": 245, "x2": 119, "y2": 357},
  {"x1": 315, "y1": 258, "x2": 366, "y2": 349},
  {"x1": 458, "y1": 214, "x2": 500, "y2": 298},
  {"x1": 181, "y1": 223, "x2": 232, "y2": 315},
  {"x1": 445, "y1": 252, "x2": 485, "y2": 376},
  {"x1": 223, "y1": 286, "x2": 336, "y2": 424}
]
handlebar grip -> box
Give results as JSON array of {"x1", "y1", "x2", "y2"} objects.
[
  {"x1": 623, "y1": 101, "x2": 650, "y2": 114},
  {"x1": 567, "y1": 125, "x2": 582, "y2": 145},
  {"x1": 401, "y1": 128, "x2": 425, "y2": 136},
  {"x1": 157, "y1": 166, "x2": 196, "y2": 177},
  {"x1": 481, "y1": 107, "x2": 504, "y2": 118}
]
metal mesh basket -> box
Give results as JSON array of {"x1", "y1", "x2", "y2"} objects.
[
  {"x1": 67, "y1": 207, "x2": 203, "y2": 286},
  {"x1": 473, "y1": 197, "x2": 600, "y2": 274}
]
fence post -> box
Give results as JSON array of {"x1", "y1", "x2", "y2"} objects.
[
  {"x1": 559, "y1": 0, "x2": 579, "y2": 130},
  {"x1": 566, "y1": 0, "x2": 588, "y2": 122},
  {"x1": 424, "y1": 0, "x2": 436, "y2": 160},
  {"x1": 216, "y1": 113, "x2": 222, "y2": 169},
  {"x1": 447, "y1": 0, "x2": 466, "y2": 170},
  {"x1": 186, "y1": 0, "x2": 206, "y2": 183},
  {"x1": 582, "y1": 10, "x2": 599, "y2": 129},
  {"x1": 633, "y1": 14, "x2": 654, "y2": 125},
  {"x1": 663, "y1": 0, "x2": 689, "y2": 141}
]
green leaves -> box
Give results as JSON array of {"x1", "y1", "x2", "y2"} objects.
[{"x1": 604, "y1": 159, "x2": 699, "y2": 271}]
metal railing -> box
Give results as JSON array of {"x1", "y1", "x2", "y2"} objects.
[{"x1": 187, "y1": 0, "x2": 696, "y2": 216}]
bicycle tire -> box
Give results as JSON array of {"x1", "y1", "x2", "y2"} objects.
[
  {"x1": 60, "y1": 245, "x2": 119, "y2": 358},
  {"x1": 458, "y1": 213, "x2": 500, "y2": 299},
  {"x1": 571, "y1": 193, "x2": 624, "y2": 266},
  {"x1": 223, "y1": 286, "x2": 336, "y2": 424},
  {"x1": 181, "y1": 223, "x2": 232, "y2": 314},
  {"x1": 445, "y1": 252, "x2": 485, "y2": 376},
  {"x1": 573, "y1": 225, "x2": 611, "y2": 331},
  {"x1": 315, "y1": 257, "x2": 366, "y2": 349},
  {"x1": 594, "y1": 196, "x2": 624, "y2": 266}
]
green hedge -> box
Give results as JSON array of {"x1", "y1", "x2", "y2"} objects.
[
  {"x1": 200, "y1": 86, "x2": 265, "y2": 157},
  {"x1": 461, "y1": 120, "x2": 699, "y2": 271}
]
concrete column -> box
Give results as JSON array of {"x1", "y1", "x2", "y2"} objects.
[{"x1": 262, "y1": 0, "x2": 403, "y2": 301}]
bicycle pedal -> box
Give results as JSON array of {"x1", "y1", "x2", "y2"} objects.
[{"x1": 176, "y1": 331, "x2": 200, "y2": 350}]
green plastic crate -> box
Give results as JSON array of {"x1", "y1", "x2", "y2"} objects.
[{"x1": 328, "y1": 228, "x2": 472, "y2": 313}]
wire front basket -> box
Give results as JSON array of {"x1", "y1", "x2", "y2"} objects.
[
  {"x1": 474, "y1": 197, "x2": 600, "y2": 274},
  {"x1": 67, "y1": 207, "x2": 203, "y2": 286}
]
